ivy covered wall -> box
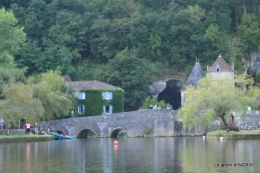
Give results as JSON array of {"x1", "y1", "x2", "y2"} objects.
[{"x1": 76, "y1": 88, "x2": 124, "y2": 116}]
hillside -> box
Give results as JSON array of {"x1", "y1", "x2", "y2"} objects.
[
  {"x1": 1, "y1": 0, "x2": 260, "y2": 111},
  {"x1": 0, "y1": 0, "x2": 259, "y2": 80}
]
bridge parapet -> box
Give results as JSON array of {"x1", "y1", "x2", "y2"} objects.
[{"x1": 40, "y1": 109, "x2": 204, "y2": 137}]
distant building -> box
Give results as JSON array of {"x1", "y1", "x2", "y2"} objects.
[
  {"x1": 186, "y1": 60, "x2": 205, "y2": 87},
  {"x1": 181, "y1": 59, "x2": 204, "y2": 106},
  {"x1": 181, "y1": 55, "x2": 234, "y2": 106},
  {"x1": 207, "y1": 54, "x2": 234, "y2": 83},
  {"x1": 63, "y1": 76, "x2": 124, "y2": 116}
]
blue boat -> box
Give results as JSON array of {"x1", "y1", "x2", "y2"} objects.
[{"x1": 48, "y1": 131, "x2": 74, "y2": 139}]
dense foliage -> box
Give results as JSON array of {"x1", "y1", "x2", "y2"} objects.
[
  {"x1": 1, "y1": 1, "x2": 260, "y2": 111},
  {"x1": 28, "y1": 70, "x2": 72, "y2": 121},
  {"x1": 101, "y1": 48, "x2": 156, "y2": 111},
  {"x1": 0, "y1": 69, "x2": 72, "y2": 128},
  {"x1": 7, "y1": 0, "x2": 259, "y2": 69},
  {"x1": 0, "y1": 82, "x2": 44, "y2": 128}
]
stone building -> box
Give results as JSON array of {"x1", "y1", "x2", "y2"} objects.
[
  {"x1": 63, "y1": 75, "x2": 124, "y2": 116},
  {"x1": 181, "y1": 54, "x2": 234, "y2": 106},
  {"x1": 207, "y1": 54, "x2": 234, "y2": 81}
]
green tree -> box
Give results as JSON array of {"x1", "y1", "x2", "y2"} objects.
[
  {"x1": 15, "y1": 39, "x2": 42, "y2": 75},
  {"x1": 29, "y1": 70, "x2": 72, "y2": 120},
  {"x1": 203, "y1": 24, "x2": 228, "y2": 55},
  {"x1": 0, "y1": 67, "x2": 26, "y2": 94},
  {"x1": 177, "y1": 73, "x2": 260, "y2": 131},
  {"x1": 0, "y1": 82, "x2": 44, "y2": 128},
  {"x1": 48, "y1": 10, "x2": 88, "y2": 61},
  {"x1": 14, "y1": 0, "x2": 54, "y2": 39},
  {"x1": 39, "y1": 38, "x2": 75, "y2": 76},
  {"x1": 237, "y1": 13, "x2": 260, "y2": 52},
  {"x1": 102, "y1": 48, "x2": 156, "y2": 111},
  {"x1": 0, "y1": 7, "x2": 26, "y2": 67},
  {"x1": 225, "y1": 37, "x2": 245, "y2": 62},
  {"x1": 142, "y1": 96, "x2": 170, "y2": 109}
]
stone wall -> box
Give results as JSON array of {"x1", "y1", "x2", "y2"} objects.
[
  {"x1": 234, "y1": 110, "x2": 260, "y2": 127},
  {"x1": 0, "y1": 129, "x2": 25, "y2": 135}
]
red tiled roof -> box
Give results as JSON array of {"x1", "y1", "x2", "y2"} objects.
[
  {"x1": 67, "y1": 80, "x2": 120, "y2": 90},
  {"x1": 207, "y1": 55, "x2": 234, "y2": 73}
]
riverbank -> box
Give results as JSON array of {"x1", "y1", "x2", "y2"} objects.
[
  {"x1": 206, "y1": 130, "x2": 260, "y2": 140},
  {"x1": 0, "y1": 134, "x2": 55, "y2": 142}
]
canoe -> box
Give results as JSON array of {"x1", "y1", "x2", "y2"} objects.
[{"x1": 48, "y1": 131, "x2": 74, "y2": 139}]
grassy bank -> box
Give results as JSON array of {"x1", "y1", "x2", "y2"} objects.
[
  {"x1": 0, "y1": 134, "x2": 55, "y2": 142},
  {"x1": 207, "y1": 130, "x2": 259, "y2": 135},
  {"x1": 206, "y1": 130, "x2": 260, "y2": 140}
]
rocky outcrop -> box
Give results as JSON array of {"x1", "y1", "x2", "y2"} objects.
[
  {"x1": 150, "y1": 80, "x2": 167, "y2": 96},
  {"x1": 245, "y1": 52, "x2": 260, "y2": 73}
]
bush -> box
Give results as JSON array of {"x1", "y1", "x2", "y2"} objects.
[
  {"x1": 142, "y1": 96, "x2": 170, "y2": 109},
  {"x1": 143, "y1": 125, "x2": 154, "y2": 135}
]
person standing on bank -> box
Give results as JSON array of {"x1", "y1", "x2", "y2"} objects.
[
  {"x1": 34, "y1": 123, "x2": 39, "y2": 134},
  {"x1": 26, "y1": 123, "x2": 31, "y2": 134}
]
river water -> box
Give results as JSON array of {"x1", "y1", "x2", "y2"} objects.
[{"x1": 0, "y1": 137, "x2": 259, "y2": 173}]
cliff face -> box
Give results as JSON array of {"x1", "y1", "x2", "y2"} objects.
[{"x1": 245, "y1": 52, "x2": 260, "y2": 73}]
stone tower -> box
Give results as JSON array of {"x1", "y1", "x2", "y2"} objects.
[
  {"x1": 186, "y1": 60, "x2": 204, "y2": 87},
  {"x1": 207, "y1": 54, "x2": 234, "y2": 81},
  {"x1": 181, "y1": 60, "x2": 204, "y2": 106}
]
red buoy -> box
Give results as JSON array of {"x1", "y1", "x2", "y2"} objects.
[{"x1": 114, "y1": 140, "x2": 119, "y2": 145}]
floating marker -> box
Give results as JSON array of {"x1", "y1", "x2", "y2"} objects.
[{"x1": 114, "y1": 140, "x2": 119, "y2": 145}]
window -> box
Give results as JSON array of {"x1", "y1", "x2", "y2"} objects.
[
  {"x1": 216, "y1": 65, "x2": 220, "y2": 72},
  {"x1": 102, "y1": 92, "x2": 113, "y2": 100},
  {"x1": 78, "y1": 92, "x2": 85, "y2": 99},
  {"x1": 103, "y1": 105, "x2": 113, "y2": 114},
  {"x1": 78, "y1": 105, "x2": 85, "y2": 114}
]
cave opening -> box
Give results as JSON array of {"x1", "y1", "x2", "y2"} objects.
[{"x1": 157, "y1": 79, "x2": 183, "y2": 110}]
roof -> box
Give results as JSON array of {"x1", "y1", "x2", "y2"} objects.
[
  {"x1": 186, "y1": 62, "x2": 204, "y2": 87},
  {"x1": 67, "y1": 80, "x2": 120, "y2": 90},
  {"x1": 207, "y1": 55, "x2": 234, "y2": 73},
  {"x1": 62, "y1": 75, "x2": 72, "y2": 82}
]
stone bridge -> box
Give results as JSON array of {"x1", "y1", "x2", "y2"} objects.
[{"x1": 40, "y1": 110, "x2": 186, "y2": 138}]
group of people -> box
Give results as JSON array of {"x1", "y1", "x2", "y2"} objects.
[
  {"x1": 23, "y1": 123, "x2": 39, "y2": 134},
  {"x1": 23, "y1": 123, "x2": 54, "y2": 135},
  {"x1": 23, "y1": 123, "x2": 68, "y2": 136}
]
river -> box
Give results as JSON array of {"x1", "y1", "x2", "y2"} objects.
[{"x1": 0, "y1": 137, "x2": 259, "y2": 173}]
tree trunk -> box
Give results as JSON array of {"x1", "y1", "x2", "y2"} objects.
[{"x1": 220, "y1": 115, "x2": 228, "y2": 132}]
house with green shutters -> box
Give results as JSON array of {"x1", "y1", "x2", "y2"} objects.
[{"x1": 63, "y1": 76, "x2": 124, "y2": 116}]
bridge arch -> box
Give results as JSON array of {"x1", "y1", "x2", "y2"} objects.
[
  {"x1": 110, "y1": 127, "x2": 125, "y2": 138},
  {"x1": 77, "y1": 128, "x2": 97, "y2": 138}
]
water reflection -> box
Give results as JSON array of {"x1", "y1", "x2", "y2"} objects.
[
  {"x1": 0, "y1": 147, "x2": 2, "y2": 173},
  {"x1": 0, "y1": 138, "x2": 259, "y2": 173},
  {"x1": 26, "y1": 143, "x2": 31, "y2": 171}
]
